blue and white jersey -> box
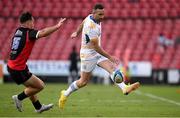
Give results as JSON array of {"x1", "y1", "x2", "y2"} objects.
[{"x1": 80, "y1": 14, "x2": 102, "y2": 60}]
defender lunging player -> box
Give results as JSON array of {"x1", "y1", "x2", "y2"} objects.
[
  {"x1": 59, "y1": 4, "x2": 140, "y2": 109},
  {"x1": 7, "y1": 12, "x2": 66, "y2": 113}
]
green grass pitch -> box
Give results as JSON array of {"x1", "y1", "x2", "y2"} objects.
[{"x1": 0, "y1": 83, "x2": 180, "y2": 117}]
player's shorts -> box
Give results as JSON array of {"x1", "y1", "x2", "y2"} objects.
[
  {"x1": 80, "y1": 53, "x2": 108, "y2": 72},
  {"x1": 7, "y1": 66, "x2": 32, "y2": 85}
]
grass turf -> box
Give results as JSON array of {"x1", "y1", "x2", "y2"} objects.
[{"x1": 0, "y1": 83, "x2": 180, "y2": 117}]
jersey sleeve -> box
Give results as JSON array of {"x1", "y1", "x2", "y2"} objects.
[{"x1": 29, "y1": 29, "x2": 39, "y2": 40}]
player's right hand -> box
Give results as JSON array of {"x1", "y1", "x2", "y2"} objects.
[
  {"x1": 57, "y1": 18, "x2": 66, "y2": 28},
  {"x1": 110, "y1": 56, "x2": 119, "y2": 65},
  {"x1": 71, "y1": 32, "x2": 78, "y2": 39}
]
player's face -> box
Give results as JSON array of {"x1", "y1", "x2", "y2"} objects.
[
  {"x1": 30, "y1": 17, "x2": 35, "y2": 29},
  {"x1": 27, "y1": 17, "x2": 35, "y2": 29},
  {"x1": 94, "y1": 9, "x2": 105, "y2": 22}
]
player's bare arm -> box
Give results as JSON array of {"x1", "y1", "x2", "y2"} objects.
[
  {"x1": 91, "y1": 38, "x2": 119, "y2": 64},
  {"x1": 71, "y1": 20, "x2": 84, "y2": 38},
  {"x1": 38, "y1": 18, "x2": 66, "y2": 38}
]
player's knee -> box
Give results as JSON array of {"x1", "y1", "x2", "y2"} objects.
[
  {"x1": 40, "y1": 83, "x2": 45, "y2": 90},
  {"x1": 37, "y1": 82, "x2": 45, "y2": 91}
]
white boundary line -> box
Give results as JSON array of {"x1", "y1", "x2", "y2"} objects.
[{"x1": 135, "y1": 91, "x2": 180, "y2": 106}]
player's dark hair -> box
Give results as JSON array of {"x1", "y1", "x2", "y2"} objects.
[
  {"x1": 19, "y1": 12, "x2": 33, "y2": 23},
  {"x1": 93, "y1": 3, "x2": 104, "y2": 10}
]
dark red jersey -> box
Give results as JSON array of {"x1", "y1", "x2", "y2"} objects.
[{"x1": 8, "y1": 27, "x2": 39, "y2": 70}]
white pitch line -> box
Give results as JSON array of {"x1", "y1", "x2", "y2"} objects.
[{"x1": 135, "y1": 91, "x2": 180, "y2": 106}]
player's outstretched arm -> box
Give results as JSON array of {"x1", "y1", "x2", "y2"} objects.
[
  {"x1": 91, "y1": 38, "x2": 119, "y2": 64},
  {"x1": 71, "y1": 20, "x2": 84, "y2": 39},
  {"x1": 37, "y1": 18, "x2": 66, "y2": 38}
]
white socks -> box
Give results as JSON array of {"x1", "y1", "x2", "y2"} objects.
[
  {"x1": 64, "y1": 70, "x2": 127, "y2": 97},
  {"x1": 117, "y1": 82, "x2": 127, "y2": 90},
  {"x1": 64, "y1": 81, "x2": 79, "y2": 97}
]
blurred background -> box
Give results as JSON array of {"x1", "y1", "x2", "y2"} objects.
[{"x1": 0, "y1": 0, "x2": 180, "y2": 85}]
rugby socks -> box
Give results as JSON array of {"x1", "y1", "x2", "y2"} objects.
[
  {"x1": 32, "y1": 100, "x2": 42, "y2": 110},
  {"x1": 117, "y1": 82, "x2": 127, "y2": 90},
  {"x1": 64, "y1": 81, "x2": 79, "y2": 97},
  {"x1": 17, "y1": 91, "x2": 28, "y2": 101}
]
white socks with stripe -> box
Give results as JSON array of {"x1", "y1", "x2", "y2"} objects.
[
  {"x1": 64, "y1": 81, "x2": 79, "y2": 97},
  {"x1": 117, "y1": 82, "x2": 127, "y2": 90}
]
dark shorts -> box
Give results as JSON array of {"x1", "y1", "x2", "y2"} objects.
[{"x1": 7, "y1": 66, "x2": 32, "y2": 85}]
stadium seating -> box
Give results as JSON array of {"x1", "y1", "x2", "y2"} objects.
[
  {"x1": 0, "y1": 0, "x2": 180, "y2": 69},
  {"x1": 1, "y1": 0, "x2": 180, "y2": 18}
]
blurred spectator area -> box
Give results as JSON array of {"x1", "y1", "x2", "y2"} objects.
[
  {"x1": 0, "y1": 0, "x2": 180, "y2": 69},
  {"x1": 0, "y1": 0, "x2": 180, "y2": 18}
]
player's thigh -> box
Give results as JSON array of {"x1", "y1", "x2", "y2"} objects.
[
  {"x1": 81, "y1": 59, "x2": 97, "y2": 73},
  {"x1": 23, "y1": 74, "x2": 44, "y2": 89},
  {"x1": 98, "y1": 59, "x2": 115, "y2": 74},
  {"x1": 80, "y1": 59, "x2": 96, "y2": 83}
]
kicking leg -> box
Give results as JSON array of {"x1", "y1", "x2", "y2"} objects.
[{"x1": 98, "y1": 59, "x2": 140, "y2": 95}]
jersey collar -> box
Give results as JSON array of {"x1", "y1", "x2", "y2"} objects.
[{"x1": 90, "y1": 15, "x2": 100, "y2": 24}]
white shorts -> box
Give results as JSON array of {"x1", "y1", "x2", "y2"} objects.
[{"x1": 81, "y1": 53, "x2": 108, "y2": 72}]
